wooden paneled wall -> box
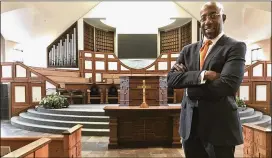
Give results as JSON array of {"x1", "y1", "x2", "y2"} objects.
[
  {"x1": 0, "y1": 62, "x2": 59, "y2": 117},
  {"x1": 238, "y1": 61, "x2": 271, "y2": 114},
  {"x1": 243, "y1": 61, "x2": 271, "y2": 82},
  {"x1": 79, "y1": 51, "x2": 180, "y2": 83},
  {"x1": 84, "y1": 22, "x2": 114, "y2": 53},
  {"x1": 160, "y1": 21, "x2": 192, "y2": 53}
]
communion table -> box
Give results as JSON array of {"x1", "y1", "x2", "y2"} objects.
[{"x1": 104, "y1": 106, "x2": 181, "y2": 148}]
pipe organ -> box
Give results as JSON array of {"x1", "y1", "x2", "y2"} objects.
[{"x1": 47, "y1": 22, "x2": 78, "y2": 68}]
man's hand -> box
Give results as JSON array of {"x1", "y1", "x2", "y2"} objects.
[
  {"x1": 172, "y1": 63, "x2": 187, "y2": 72},
  {"x1": 204, "y1": 71, "x2": 220, "y2": 81}
]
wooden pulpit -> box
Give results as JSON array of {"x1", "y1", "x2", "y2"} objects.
[{"x1": 119, "y1": 75, "x2": 168, "y2": 106}]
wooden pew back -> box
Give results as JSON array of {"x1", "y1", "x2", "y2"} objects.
[{"x1": 2, "y1": 138, "x2": 51, "y2": 158}]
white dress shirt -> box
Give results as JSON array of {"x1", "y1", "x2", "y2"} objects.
[
  {"x1": 185, "y1": 32, "x2": 225, "y2": 98},
  {"x1": 200, "y1": 31, "x2": 225, "y2": 83}
]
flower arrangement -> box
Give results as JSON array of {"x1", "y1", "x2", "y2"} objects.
[
  {"x1": 39, "y1": 93, "x2": 69, "y2": 109},
  {"x1": 236, "y1": 96, "x2": 247, "y2": 109}
]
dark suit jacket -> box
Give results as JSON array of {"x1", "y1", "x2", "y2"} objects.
[{"x1": 167, "y1": 35, "x2": 246, "y2": 146}]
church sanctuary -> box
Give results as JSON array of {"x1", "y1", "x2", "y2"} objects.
[{"x1": 0, "y1": 1, "x2": 271, "y2": 157}]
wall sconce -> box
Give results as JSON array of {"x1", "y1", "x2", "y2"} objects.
[
  {"x1": 13, "y1": 48, "x2": 23, "y2": 52},
  {"x1": 251, "y1": 47, "x2": 262, "y2": 64}
]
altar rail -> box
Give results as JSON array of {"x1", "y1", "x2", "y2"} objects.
[
  {"x1": 238, "y1": 61, "x2": 271, "y2": 115},
  {"x1": 1, "y1": 124, "x2": 82, "y2": 158}
]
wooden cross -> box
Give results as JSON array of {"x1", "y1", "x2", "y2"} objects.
[{"x1": 137, "y1": 80, "x2": 151, "y2": 108}]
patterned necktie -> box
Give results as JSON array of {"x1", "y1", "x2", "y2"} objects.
[{"x1": 199, "y1": 40, "x2": 212, "y2": 70}]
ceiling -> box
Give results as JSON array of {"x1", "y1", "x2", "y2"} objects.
[
  {"x1": 1, "y1": 1, "x2": 271, "y2": 45},
  {"x1": 1, "y1": 1, "x2": 101, "y2": 43}
]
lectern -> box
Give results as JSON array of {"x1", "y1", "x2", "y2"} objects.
[{"x1": 119, "y1": 75, "x2": 168, "y2": 106}]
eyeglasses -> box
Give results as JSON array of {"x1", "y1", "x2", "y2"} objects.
[{"x1": 200, "y1": 13, "x2": 221, "y2": 22}]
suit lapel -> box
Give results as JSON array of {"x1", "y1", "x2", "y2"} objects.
[
  {"x1": 195, "y1": 41, "x2": 203, "y2": 70},
  {"x1": 202, "y1": 35, "x2": 226, "y2": 70}
]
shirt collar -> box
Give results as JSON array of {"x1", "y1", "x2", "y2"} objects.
[{"x1": 203, "y1": 31, "x2": 224, "y2": 45}]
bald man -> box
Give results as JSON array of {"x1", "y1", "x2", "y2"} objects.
[{"x1": 167, "y1": 2, "x2": 245, "y2": 158}]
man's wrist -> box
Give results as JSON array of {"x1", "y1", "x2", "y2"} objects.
[{"x1": 203, "y1": 71, "x2": 208, "y2": 80}]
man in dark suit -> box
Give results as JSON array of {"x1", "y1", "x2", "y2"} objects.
[{"x1": 167, "y1": 2, "x2": 246, "y2": 158}]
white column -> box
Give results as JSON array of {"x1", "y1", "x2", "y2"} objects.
[
  {"x1": 77, "y1": 19, "x2": 84, "y2": 51},
  {"x1": 191, "y1": 19, "x2": 198, "y2": 43}
]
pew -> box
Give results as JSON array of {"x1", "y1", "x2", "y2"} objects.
[
  {"x1": 0, "y1": 124, "x2": 82, "y2": 158},
  {"x1": 2, "y1": 138, "x2": 51, "y2": 158},
  {"x1": 243, "y1": 123, "x2": 271, "y2": 158}
]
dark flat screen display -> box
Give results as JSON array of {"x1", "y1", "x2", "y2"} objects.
[{"x1": 118, "y1": 34, "x2": 157, "y2": 59}]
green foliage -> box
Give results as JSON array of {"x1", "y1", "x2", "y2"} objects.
[
  {"x1": 39, "y1": 93, "x2": 69, "y2": 109},
  {"x1": 236, "y1": 96, "x2": 246, "y2": 108}
]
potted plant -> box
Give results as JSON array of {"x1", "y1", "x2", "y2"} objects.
[
  {"x1": 236, "y1": 96, "x2": 247, "y2": 111},
  {"x1": 39, "y1": 93, "x2": 69, "y2": 109}
]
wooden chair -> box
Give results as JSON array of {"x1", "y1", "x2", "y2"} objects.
[
  {"x1": 167, "y1": 87, "x2": 177, "y2": 103},
  {"x1": 57, "y1": 88, "x2": 85, "y2": 104},
  {"x1": 70, "y1": 89, "x2": 85, "y2": 104},
  {"x1": 57, "y1": 88, "x2": 73, "y2": 104},
  {"x1": 106, "y1": 84, "x2": 120, "y2": 104},
  {"x1": 88, "y1": 84, "x2": 103, "y2": 104}
]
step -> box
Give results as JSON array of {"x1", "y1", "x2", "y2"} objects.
[
  {"x1": 36, "y1": 107, "x2": 105, "y2": 116},
  {"x1": 67, "y1": 104, "x2": 118, "y2": 110},
  {"x1": 238, "y1": 107, "x2": 254, "y2": 117},
  {"x1": 267, "y1": 125, "x2": 272, "y2": 131},
  {"x1": 240, "y1": 111, "x2": 263, "y2": 124},
  {"x1": 11, "y1": 117, "x2": 109, "y2": 136},
  {"x1": 26, "y1": 109, "x2": 109, "y2": 122},
  {"x1": 250, "y1": 115, "x2": 271, "y2": 127},
  {"x1": 19, "y1": 113, "x2": 109, "y2": 129}
]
